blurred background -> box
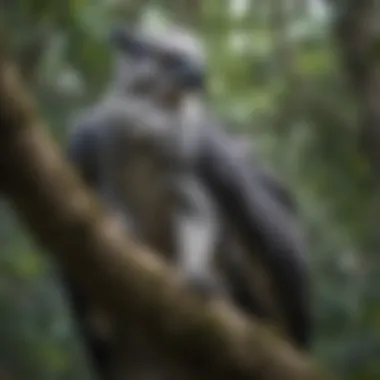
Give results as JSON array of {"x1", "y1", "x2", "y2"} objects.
[{"x1": 1, "y1": 0, "x2": 380, "y2": 379}]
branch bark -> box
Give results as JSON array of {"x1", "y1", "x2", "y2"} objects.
[{"x1": 0, "y1": 57, "x2": 329, "y2": 380}]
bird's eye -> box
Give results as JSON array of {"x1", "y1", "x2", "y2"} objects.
[
  {"x1": 127, "y1": 40, "x2": 151, "y2": 58},
  {"x1": 109, "y1": 28, "x2": 151, "y2": 58},
  {"x1": 162, "y1": 54, "x2": 185, "y2": 70}
]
